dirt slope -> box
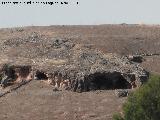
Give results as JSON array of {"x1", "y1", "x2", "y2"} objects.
[
  {"x1": 0, "y1": 25, "x2": 160, "y2": 120},
  {"x1": 0, "y1": 80, "x2": 126, "y2": 120}
]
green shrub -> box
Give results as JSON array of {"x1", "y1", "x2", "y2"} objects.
[
  {"x1": 0, "y1": 63, "x2": 11, "y2": 82},
  {"x1": 113, "y1": 113, "x2": 124, "y2": 120},
  {"x1": 113, "y1": 74, "x2": 160, "y2": 120}
]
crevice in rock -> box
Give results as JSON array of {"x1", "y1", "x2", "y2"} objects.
[{"x1": 34, "y1": 70, "x2": 48, "y2": 80}]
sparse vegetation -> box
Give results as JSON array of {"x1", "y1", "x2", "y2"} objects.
[
  {"x1": 113, "y1": 74, "x2": 160, "y2": 120},
  {"x1": 1, "y1": 25, "x2": 160, "y2": 120},
  {"x1": 0, "y1": 64, "x2": 9, "y2": 82},
  {"x1": 113, "y1": 113, "x2": 124, "y2": 120}
]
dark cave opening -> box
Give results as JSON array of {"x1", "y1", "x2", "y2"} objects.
[
  {"x1": 16, "y1": 66, "x2": 31, "y2": 78},
  {"x1": 7, "y1": 68, "x2": 16, "y2": 80},
  {"x1": 35, "y1": 71, "x2": 48, "y2": 80},
  {"x1": 86, "y1": 72, "x2": 132, "y2": 91}
]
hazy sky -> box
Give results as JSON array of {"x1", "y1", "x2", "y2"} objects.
[{"x1": 0, "y1": 0, "x2": 160, "y2": 28}]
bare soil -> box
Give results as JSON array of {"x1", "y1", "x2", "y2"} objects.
[
  {"x1": 0, "y1": 25, "x2": 160, "y2": 120},
  {"x1": 0, "y1": 80, "x2": 126, "y2": 120}
]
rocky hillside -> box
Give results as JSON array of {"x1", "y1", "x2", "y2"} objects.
[
  {"x1": 0, "y1": 25, "x2": 159, "y2": 120},
  {"x1": 0, "y1": 29, "x2": 149, "y2": 92}
]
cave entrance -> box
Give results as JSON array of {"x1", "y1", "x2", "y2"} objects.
[
  {"x1": 14, "y1": 66, "x2": 32, "y2": 79},
  {"x1": 35, "y1": 71, "x2": 48, "y2": 80},
  {"x1": 18, "y1": 66, "x2": 31, "y2": 78},
  {"x1": 87, "y1": 72, "x2": 132, "y2": 90}
]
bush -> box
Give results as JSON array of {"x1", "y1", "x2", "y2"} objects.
[
  {"x1": 113, "y1": 74, "x2": 160, "y2": 120},
  {"x1": 113, "y1": 113, "x2": 124, "y2": 120},
  {"x1": 0, "y1": 63, "x2": 11, "y2": 82}
]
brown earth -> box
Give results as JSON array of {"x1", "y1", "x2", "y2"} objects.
[
  {"x1": 0, "y1": 80, "x2": 126, "y2": 120},
  {"x1": 0, "y1": 25, "x2": 160, "y2": 120}
]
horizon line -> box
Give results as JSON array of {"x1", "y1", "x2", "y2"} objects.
[{"x1": 1, "y1": 23, "x2": 160, "y2": 29}]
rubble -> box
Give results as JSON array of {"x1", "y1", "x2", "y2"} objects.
[{"x1": 0, "y1": 37, "x2": 149, "y2": 93}]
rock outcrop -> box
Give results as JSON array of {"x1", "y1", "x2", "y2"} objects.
[{"x1": 0, "y1": 36, "x2": 149, "y2": 92}]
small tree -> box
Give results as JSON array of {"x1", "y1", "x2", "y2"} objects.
[{"x1": 113, "y1": 74, "x2": 160, "y2": 120}]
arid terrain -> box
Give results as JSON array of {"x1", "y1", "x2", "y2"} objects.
[{"x1": 0, "y1": 25, "x2": 160, "y2": 120}]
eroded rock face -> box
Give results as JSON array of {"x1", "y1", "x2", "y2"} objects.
[
  {"x1": 0, "y1": 65, "x2": 32, "y2": 88},
  {"x1": 0, "y1": 37, "x2": 149, "y2": 91}
]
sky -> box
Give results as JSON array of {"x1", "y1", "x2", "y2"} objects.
[{"x1": 0, "y1": 0, "x2": 160, "y2": 28}]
